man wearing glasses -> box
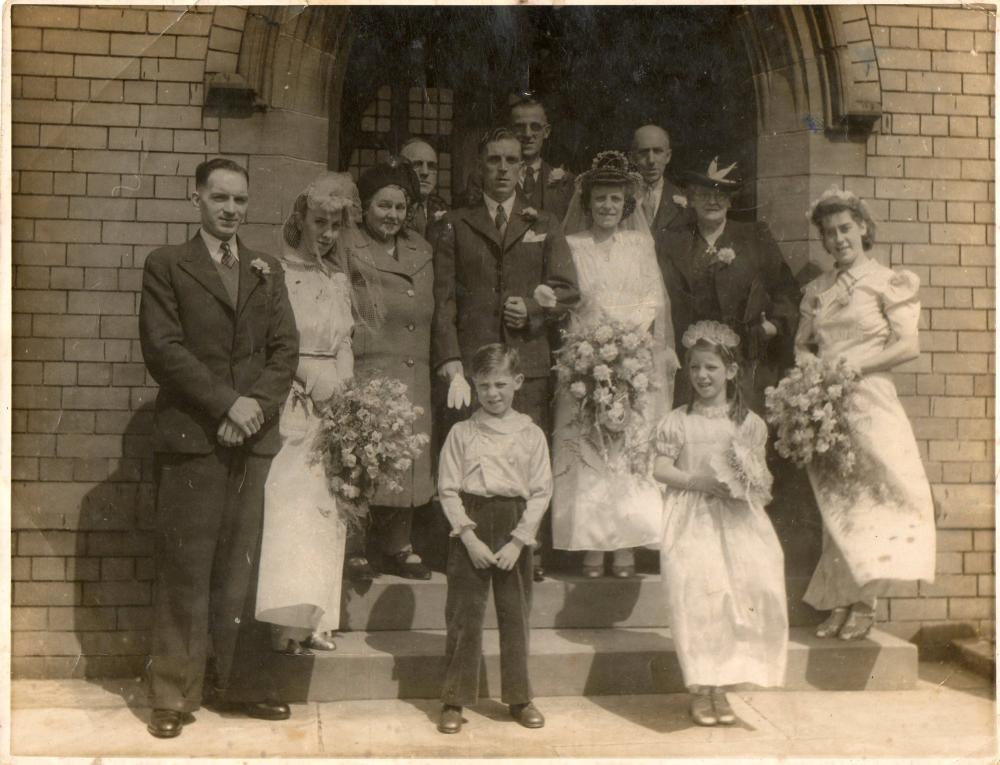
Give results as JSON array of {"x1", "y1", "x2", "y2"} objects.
[{"x1": 508, "y1": 95, "x2": 575, "y2": 223}]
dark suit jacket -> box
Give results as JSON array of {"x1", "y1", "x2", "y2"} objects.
[
  {"x1": 139, "y1": 234, "x2": 299, "y2": 455},
  {"x1": 649, "y1": 177, "x2": 691, "y2": 237},
  {"x1": 432, "y1": 197, "x2": 579, "y2": 379},
  {"x1": 408, "y1": 192, "x2": 449, "y2": 240},
  {"x1": 655, "y1": 218, "x2": 801, "y2": 369}
]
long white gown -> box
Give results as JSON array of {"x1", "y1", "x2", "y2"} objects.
[
  {"x1": 657, "y1": 405, "x2": 788, "y2": 688},
  {"x1": 799, "y1": 259, "x2": 936, "y2": 608},
  {"x1": 255, "y1": 249, "x2": 353, "y2": 633},
  {"x1": 551, "y1": 229, "x2": 675, "y2": 551}
]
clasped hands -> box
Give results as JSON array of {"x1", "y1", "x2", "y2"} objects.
[
  {"x1": 216, "y1": 395, "x2": 264, "y2": 447},
  {"x1": 687, "y1": 474, "x2": 733, "y2": 500},
  {"x1": 460, "y1": 528, "x2": 524, "y2": 571}
]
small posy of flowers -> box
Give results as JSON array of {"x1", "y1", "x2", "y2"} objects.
[
  {"x1": 312, "y1": 375, "x2": 430, "y2": 529},
  {"x1": 672, "y1": 194, "x2": 688, "y2": 208},
  {"x1": 764, "y1": 355, "x2": 860, "y2": 483},
  {"x1": 554, "y1": 310, "x2": 657, "y2": 473},
  {"x1": 521, "y1": 206, "x2": 539, "y2": 222},
  {"x1": 433, "y1": 209, "x2": 448, "y2": 221},
  {"x1": 548, "y1": 168, "x2": 567, "y2": 184},
  {"x1": 715, "y1": 247, "x2": 736, "y2": 265},
  {"x1": 711, "y1": 420, "x2": 773, "y2": 507},
  {"x1": 250, "y1": 257, "x2": 271, "y2": 276}
]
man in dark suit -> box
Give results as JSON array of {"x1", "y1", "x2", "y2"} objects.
[
  {"x1": 654, "y1": 156, "x2": 800, "y2": 412},
  {"x1": 432, "y1": 128, "x2": 579, "y2": 579},
  {"x1": 509, "y1": 96, "x2": 575, "y2": 223},
  {"x1": 630, "y1": 124, "x2": 689, "y2": 237},
  {"x1": 139, "y1": 158, "x2": 299, "y2": 738},
  {"x1": 401, "y1": 137, "x2": 450, "y2": 239}
]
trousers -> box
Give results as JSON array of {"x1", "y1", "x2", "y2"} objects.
[
  {"x1": 147, "y1": 449, "x2": 271, "y2": 712},
  {"x1": 441, "y1": 493, "x2": 533, "y2": 707}
]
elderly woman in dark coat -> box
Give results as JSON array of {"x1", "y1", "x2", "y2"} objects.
[{"x1": 345, "y1": 159, "x2": 435, "y2": 580}]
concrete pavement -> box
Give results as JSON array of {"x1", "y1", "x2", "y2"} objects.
[{"x1": 10, "y1": 660, "x2": 996, "y2": 760}]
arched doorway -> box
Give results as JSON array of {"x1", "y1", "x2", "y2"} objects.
[{"x1": 339, "y1": 6, "x2": 758, "y2": 217}]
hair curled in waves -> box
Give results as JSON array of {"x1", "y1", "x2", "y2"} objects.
[
  {"x1": 579, "y1": 179, "x2": 638, "y2": 222},
  {"x1": 471, "y1": 343, "x2": 521, "y2": 379},
  {"x1": 684, "y1": 338, "x2": 748, "y2": 426},
  {"x1": 808, "y1": 187, "x2": 877, "y2": 250}
]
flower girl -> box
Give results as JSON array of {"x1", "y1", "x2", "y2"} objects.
[{"x1": 653, "y1": 321, "x2": 787, "y2": 727}]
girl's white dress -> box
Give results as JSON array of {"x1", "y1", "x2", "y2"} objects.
[
  {"x1": 551, "y1": 229, "x2": 676, "y2": 551},
  {"x1": 657, "y1": 404, "x2": 788, "y2": 688},
  {"x1": 799, "y1": 259, "x2": 936, "y2": 608},
  {"x1": 255, "y1": 250, "x2": 353, "y2": 633}
]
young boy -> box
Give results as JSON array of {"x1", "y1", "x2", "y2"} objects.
[{"x1": 436, "y1": 344, "x2": 553, "y2": 734}]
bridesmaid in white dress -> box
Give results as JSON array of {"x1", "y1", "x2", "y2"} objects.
[
  {"x1": 796, "y1": 188, "x2": 936, "y2": 640},
  {"x1": 255, "y1": 173, "x2": 358, "y2": 654},
  {"x1": 553, "y1": 151, "x2": 677, "y2": 577}
]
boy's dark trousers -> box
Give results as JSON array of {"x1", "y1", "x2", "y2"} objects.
[{"x1": 441, "y1": 493, "x2": 533, "y2": 707}]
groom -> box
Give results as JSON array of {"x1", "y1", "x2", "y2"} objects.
[
  {"x1": 139, "y1": 158, "x2": 298, "y2": 738},
  {"x1": 432, "y1": 128, "x2": 579, "y2": 579}
]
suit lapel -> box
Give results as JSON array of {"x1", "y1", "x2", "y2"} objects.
[
  {"x1": 665, "y1": 225, "x2": 698, "y2": 291},
  {"x1": 355, "y1": 228, "x2": 420, "y2": 277},
  {"x1": 463, "y1": 203, "x2": 504, "y2": 250},
  {"x1": 536, "y1": 161, "x2": 549, "y2": 210},
  {"x1": 178, "y1": 235, "x2": 235, "y2": 311},
  {"x1": 236, "y1": 238, "x2": 264, "y2": 318},
  {"x1": 396, "y1": 234, "x2": 432, "y2": 275},
  {"x1": 654, "y1": 182, "x2": 684, "y2": 231},
  {"x1": 503, "y1": 198, "x2": 532, "y2": 251}
]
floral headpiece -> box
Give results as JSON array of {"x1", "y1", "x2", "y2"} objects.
[
  {"x1": 805, "y1": 186, "x2": 871, "y2": 223},
  {"x1": 682, "y1": 320, "x2": 740, "y2": 349},
  {"x1": 284, "y1": 171, "x2": 360, "y2": 248},
  {"x1": 578, "y1": 150, "x2": 644, "y2": 191}
]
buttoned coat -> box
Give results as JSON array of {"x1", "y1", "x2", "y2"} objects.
[
  {"x1": 348, "y1": 226, "x2": 435, "y2": 508},
  {"x1": 648, "y1": 177, "x2": 691, "y2": 237},
  {"x1": 459, "y1": 161, "x2": 576, "y2": 224},
  {"x1": 139, "y1": 234, "x2": 299, "y2": 456},
  {"x1": 431, "y1": 196, "x2": 579, "y2": 380}
]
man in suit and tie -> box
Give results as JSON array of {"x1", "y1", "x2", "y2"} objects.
[
  {"x1": 401, "y1": 137, "x2": 449, "y2": 240},
  {"x1": 630, "y1": 124, "x2": 689, "y2": 237},
  {"x1": 432, "y1": 128, "x2": 579, "y2": 580},
  {"x1": 139, "y1": 158, "x2": 299, "y2": 738},
  {"x1": 509, "y1": 96, "x2": 575, "y2": 223}
]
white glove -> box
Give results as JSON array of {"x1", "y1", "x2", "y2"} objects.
[
  {"x1": 533, "y1": 283, "x2": 558, "y2": 309},
  {"x1": 447, "y1": 374, "x2": 472, "y2": 409}
]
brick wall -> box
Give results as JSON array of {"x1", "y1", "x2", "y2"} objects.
[
  {"x1": 8, "y1": 4, "x2": 996, "y2": 678},
  {"x1": 861, "y1": 4, "x2": 995, "y2": 642}
]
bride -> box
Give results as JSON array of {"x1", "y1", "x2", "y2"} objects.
[
  {"x1": 255, "y1": 173, "x2": 358, "y2": 654},
  {"x1": 552, "y1": 151, "x2": 677, "y2": 577}
]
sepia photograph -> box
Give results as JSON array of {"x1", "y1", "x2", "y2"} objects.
[{"x1": 3, "y1": 1, "x2": 997, "y2": 760}]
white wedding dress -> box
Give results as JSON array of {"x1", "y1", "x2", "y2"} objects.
[
  {"x1": 255, "y1": 249, "x2": 353, "y2": 634},
  {"x1": 551, "y1": 229, "x2": 676, "y2": 551}
]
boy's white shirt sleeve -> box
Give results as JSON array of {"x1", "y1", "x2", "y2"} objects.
[
  {"x1": 510, "y1": 426, "x2": 553, "y2": 547},
  {"x1": 437, "y1": 424, "x2": 476, "y2": 536}
]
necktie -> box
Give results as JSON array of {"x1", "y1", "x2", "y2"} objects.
[
  {"x1": 643, "y1": 187, "x2": 657, "y2": 222},
  {"x1": 494, "y1": 203, "x2": 508, "y2": 235},
  {"x1": 220, "y1": 241, "x2": 236, "y2": 268},
  {"x1": 522, "y1": 166, "x2": 536, "y2": 199}
]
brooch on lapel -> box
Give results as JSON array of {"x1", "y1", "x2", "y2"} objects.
[
  {"x1": 705, "y1": 245, "x2": 736, "y2": 266},
  {"x1": 672, "y1": 194, "x2": 688, "y2": 208},
  {"x1": 251, "y1": 258, "x2": 271, "y2": 276}
]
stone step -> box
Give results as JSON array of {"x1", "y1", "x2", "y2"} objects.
[
  {"x1": 246, "y1": 627, "x2": 917, "y2": 702},
  {"x1": 340, "y1": 572, "x2": 823, "y2": 631}
]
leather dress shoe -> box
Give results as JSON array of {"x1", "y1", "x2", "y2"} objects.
[
  {"x1": 437, "y1": 704, "x2": 463, "y2": 734},
  {"x1": 384, "y1": 551, "x2": 431, "y2": 580},
  {"x1": 533, "y1": 565, "x2": 546, "y2": 582},
  {"x1": 509, "y1": 701, "x2": 545, "y2": 728},
  {"x1": 242, "y1": 700, "x2": 291, "y2": 720},
  {"x1": 148, "y1": 708, "x2": 185, "y2": 738},
  {"x1": 346, "y1": 556, "x2": 377, "y2": 581}
]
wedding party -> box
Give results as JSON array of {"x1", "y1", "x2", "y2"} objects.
[{"x1": 8, "y1": 3, "x2": 994, "y2": 758}]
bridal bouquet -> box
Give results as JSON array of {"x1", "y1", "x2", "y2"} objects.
[
  {"x1": 554, "y1": 312, "x2": 657, "y2": 473},
  {"x1": 764, "y1": 355, "x2": 860, "y2": 479},
  {"x1": 313, "y1": 375, "x2": 429, "y2": 529}
]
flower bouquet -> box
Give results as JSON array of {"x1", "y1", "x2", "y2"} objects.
[
  {"x1": 711, "y1": 421, "x2": 773, "y2": 507},
  {"x1": 312, "y1": 375, "x2": 430, "y2": 529},
  {"x1": 554, "y1": 311, "x2": 657, "y2": 473}
]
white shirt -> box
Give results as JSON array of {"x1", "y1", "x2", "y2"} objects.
[
  {"x1": 200, "y1": 228, "x2": 239, "y2": 265},
  {"x1": 645, "y1": 177, "x2": 664, "y2": 215},
  {"x1": 482, "y1": 193, "x2": 516, "y2": 226}
]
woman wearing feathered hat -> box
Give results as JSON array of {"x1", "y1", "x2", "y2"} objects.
[
  {"x1": 552, "y1": 151, "x2": 678, "y2": 577},
  {"x1": 255, "y1": 172, "x2": 360, "y2": 654},
  {"x1": 654, "y1": 155, "x2": 801, "y2": 413},
  {"x1": 345, "y1": 158, "x2": 436, "y2": 581}
]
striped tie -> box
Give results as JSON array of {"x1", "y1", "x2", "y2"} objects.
[{"x1": 220, "y1": 241, "x2": 236, "y2": 268}]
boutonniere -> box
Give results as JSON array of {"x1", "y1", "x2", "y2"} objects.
[
  {"x1": 716, "y1": 247, "x2": 736, "y2": 265},
  {"x1": 547, "y1": 168, "x2": 567, "y2": 185},
  {"x1": 433, "y1": 209, "x2": 447, "y2": 222},
  {"x1": 521, "y1": 206, "x2": 539, "y2": 223},
  {"x1": 672, "y1": 194, "x2": 688, "y2": 208},
  {"x1": 250, "y1": 257, "x2": 271, "y2": 276}
]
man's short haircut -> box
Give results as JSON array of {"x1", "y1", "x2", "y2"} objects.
[
  {"x1": 478, "y1": 127, "x2": 521, "y2": 158},
  {"x1": 471, "y1": 343, "x2": 521, "y2": 378},
  {"x1": 401, "y1": 136, "x2": 437, "y2": 155},
  {"x1": 509, "y1": 95, "x2": 548, "y2": 122},
  {"x1": 195, "y1": 157, "x2": 249, "y2": 189}
]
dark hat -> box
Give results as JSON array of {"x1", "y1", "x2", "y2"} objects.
[
  {"x1": 680, "y1": 156, "x2": 743, "y2": 191},
  {"x1": 358, "y1": 157, "x2": 421, "y2": 207},
  {"x1": 579, "y1": 150, "x2": 642, "y2": 194}
]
